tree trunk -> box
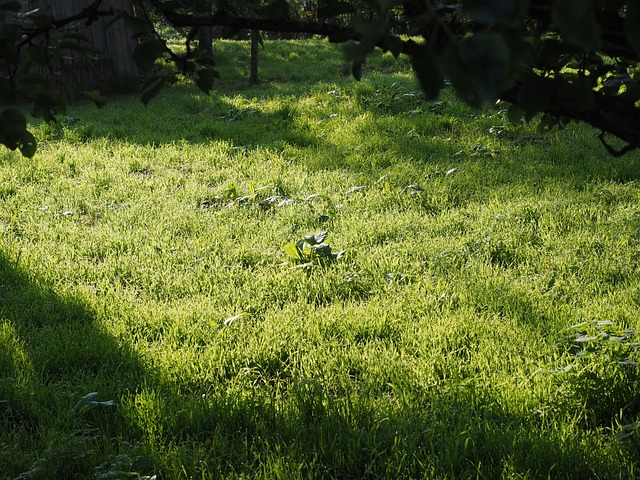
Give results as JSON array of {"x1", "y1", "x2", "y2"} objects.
[
  {"x1": 198, "y1": 0, "x2": 213, "y2": 55},
  {"x1": 199, "y1": 26, "x2": 213, "y2": 55},
  {"x1": 250, "y1": 29, "x2": 260, "y2": 84}
]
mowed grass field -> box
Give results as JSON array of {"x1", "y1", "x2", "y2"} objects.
[{"x1": 1, "y1": 38, "x2": 640, "y2": 479}]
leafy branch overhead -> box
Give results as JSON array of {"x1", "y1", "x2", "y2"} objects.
[{"x1": 3, "y1": 1, "x2": 640, "y2": 155}]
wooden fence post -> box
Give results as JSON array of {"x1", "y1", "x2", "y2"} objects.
[{"x1": 19, "y1": 0, "x2": 139, "y2": 92}]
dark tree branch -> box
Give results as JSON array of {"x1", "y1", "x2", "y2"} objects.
[
  {"x1": 156, "y1": 9, "x2": 355, "y2": 37},
  {"x1": 149, "y1": 0, "x2": 459, "y2": 31},
  {"x1": 149, "y1": 2, "x2": 640, "y2": 151},
  {"x1": 598, "y1": 131, "x2": 638, "y2": 157},
  {"x1": 150, "y1": 5, "x2": 426, "y2": 58},
  {"x1": 500, "y1": 85, "x2": 640, "y2": 150}
]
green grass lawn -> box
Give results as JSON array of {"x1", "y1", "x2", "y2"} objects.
[{"x1": 1, "y1": 38, "x2": 640, "y2": 479}]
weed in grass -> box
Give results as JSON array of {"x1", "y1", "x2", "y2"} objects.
[{"x1": 284, "y1": 231, "x2": 345, "y2": 268}]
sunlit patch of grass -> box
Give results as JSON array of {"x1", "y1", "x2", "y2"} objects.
[{"x1": 1, "y1": 37, "x2": 640, "y2": 478}]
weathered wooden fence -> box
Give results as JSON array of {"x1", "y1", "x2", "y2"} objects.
[{"x1": 21, "y1": 0, "x2": 139, "y2": 91}]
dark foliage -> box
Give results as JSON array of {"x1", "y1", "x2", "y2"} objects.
[{"x1": 2, "y1": 1, "x2": 640, "y2": 156}]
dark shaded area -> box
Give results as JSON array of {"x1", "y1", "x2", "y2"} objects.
[
  {"x1": 1, "y1": 245, "x2": 634, "y2": 478},
  {"x1": 0, "y1": 249, "x2": 155, "y2": 478},
  {"x1": 52, "y1": 77, "x2": 640, "y2": 188}
]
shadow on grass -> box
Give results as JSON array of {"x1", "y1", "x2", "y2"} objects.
[
  {"x1": 110, "y1": 373, "x2": 627, "y2": 478},
  {"x1": 0, "y1": 248, "x2": 158, "y2": 478},
  {"x1": 0, "y1": 247, "x2": 632, "y2": 478},
  {"x1": 46, "y1": 77, "x2": 640, "y2": 194},
  {"x1": 40, "y1": 80, "x2": 456, "y2": 173}
]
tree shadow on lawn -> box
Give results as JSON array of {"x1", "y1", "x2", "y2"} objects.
[
  {"x1": 54, "y1": 81, "x2": 640, "y2": 192},
  {"x1": 0, "y1": 248, "x2": 633, "y2": 478},
  {"x1": 0, "y1": 248, "x2": 161, "y2": 478},
  {"x1": 49, "y1": 81, "x2": 457, "y2": 171},
  {"x1": 117, "y1": 371, "x2": 630, "y2": 478}
]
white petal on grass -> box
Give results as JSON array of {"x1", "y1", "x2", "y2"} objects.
[
  {"x1": 72, "y1": 392, "x2": 116, "y2": 416},
  {"x1": 224, "y1": 313, "x2": 246, "y2": 326}
]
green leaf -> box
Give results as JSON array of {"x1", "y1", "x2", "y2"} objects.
[
  {"x1": 625, "y1": 2, "x2": 640, "y2": 55},
  {"x1": 122, "y1": 14, "x2": 152, "y2": 35},
  {"x1": 353, "y1": 18, "x2": 387, "y2": 45},
  {"x1": 29, "y1": 83, "x2": 67, "y2": 120},
  {"x1": 343, "y1": 41, "x2": 373, "y2": 66},
  {"x1": 285, "y1": 242, "x2": 303, "y2": 260},
  {"x1": 195, "y1": 68, "x2": 218, "y2": 93},
  {"x1": 305, "y1": 193, "x2": 332, "y2": 203},
  {"x1": 506, "y1": 103, "x2": 525, "y2": 124},
  {"x1": 463, "y1": 0, "x2": 527, "y2": 26},
  {"x1": 351, "y1": 58, "x2": 363, "y2": 81},
  {"x1": 537, "y1": 37, "x2": 576, "y2": 70},
  {"x1": 305, "y1": 231, "x2": 329, "y2": 245},
  {"x1": 411, "y1": 49, "x2": 444, "y2": 100},
  {"x1": 84, "y1": 90, "x2": 107, "y2": 108},
  {"x1": 383, "y1": 35, "x2": 403, "y2": 58},
  {"x1": 31, "y1": 85, "x2": 69, "y2": 116},
  {"x1": 72, "y1": 392, "x2": 99, "y2": 416},
  {"x1": 552, "y1": 0, "x2": 601, "y2": 50},
  {"x1": 30, "y1": 103, "x2": 55, "y2": 122},
  {"x1": 133, "y1": 39, "x2": 165, "y2": 72},
  {"x1": 518, "y1": 73, "x2": 551, "y2": 116},
  {"x1": 0, "y1": 108, "x2": 27, "y2": 150},
  {"x1": 1, "y1": 107, "x2": 26, "y2": 133},
  {"x1": 443, "y1": 33, "x2": 512, "y2": 107},
  {"x1": 19, "y1": 130, "x2": 37, "y2": 158},
  {"x1": 318, "y1": 0, "x2": 356, "y2": 18},
  {"x1": 311, "y1": 243, "x2": 332, "y2": 256},
  {"x1": 537, "y1": 114, "x2": 557, "y2": 134},
  {"x1": 140, "y1": 76, "x2": 165, "y2": 105},
  {"x1": 261, "y1": 0, "x2": 290, "y2": 20},
  {"x1": 72, "y1": 392, "x2": 115, "y2": 416},
  {"x1": 570, "y1": 78, "x2": 595, "y2": 111}
]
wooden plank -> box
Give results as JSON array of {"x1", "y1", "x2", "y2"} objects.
[{"x1": 18, "y1": 0, "x2": 140, "y2": 91}]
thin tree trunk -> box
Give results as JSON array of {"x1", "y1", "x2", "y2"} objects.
[
  {"x1": 198, "y1": 0, "x2": 213, "y2": 55},
  {"x1": 199, "y1": 26, "x2": 213, "y2": 55},
  {"x1": 250, "y1": 29, "x2": 259, "y2": 84}
]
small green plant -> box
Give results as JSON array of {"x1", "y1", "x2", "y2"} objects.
[
  {"x1": 557, "y1": 321, "x2": 638, "y2": 361},
  {"x1": 284, "y1": 231, "x2": 345, "y2": 267},
  {"x1": 201, "y1": 181, "x2": 293, "y2": 210}
]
